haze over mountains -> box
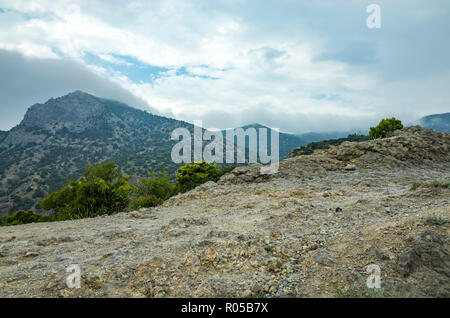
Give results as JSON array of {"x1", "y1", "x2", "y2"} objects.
[
  {"x1": 0, "y1": 91, "x2": 448, "y2": 215},
  {"x1": 420, "y1": 113, "x2": 450, "y2": 132}
]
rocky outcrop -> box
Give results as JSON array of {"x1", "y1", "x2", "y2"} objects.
[
  {"x1": 220, "y1": 126, "x2": 449, "y2": 185},
  {"x1": 0, "y1": 126, "x2": 449, "y2": 297}
]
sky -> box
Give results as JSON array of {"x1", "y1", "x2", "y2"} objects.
[{"x1": 0, "y1": 0, "x2": 449, "y2": 133}]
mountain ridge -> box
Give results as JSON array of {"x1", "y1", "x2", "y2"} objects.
[
  {"x1": 0, "y1": 91, "x2": 447, "y2": 215},
  {"x1": 0, "y1": 91, "x2": 196, "y2": 214},
  {"x1": 0, "y1": 126, "x2": 448, "y2": 297},
  {"x1": 420, "y1": 112, "x2": 450, "y2": 132}
]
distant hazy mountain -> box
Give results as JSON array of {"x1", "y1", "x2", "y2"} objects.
[
  {"x1": 420, "y1": 113, "x2": 450, "y2": 132},
  {"x1": 222, "y1": 123, "x2": 365, "y2": 160},
  {"x1": 221, "y1": 123, "x2": 308, "y2": 160},
  {"x1": 294, "y1": 131, "x2": 359, "y2": 144},
  {"x1": 0, "y1": 91, "x2": 199, "y2": 214}
]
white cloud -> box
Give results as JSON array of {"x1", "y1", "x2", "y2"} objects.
[{"x1": 0, "y1": 0, "x2": 449, "y2": 132}]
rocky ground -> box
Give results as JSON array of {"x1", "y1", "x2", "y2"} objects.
[{"x1": 0, "y1": 126, "x2": 449, "y2": 297}]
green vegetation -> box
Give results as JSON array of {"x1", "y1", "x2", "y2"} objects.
[
  {"x1": 424, "y1": 212, "x2": 448, "y2": 225},
  {"x1": 1, "y1": 160, "x2": 235, "y2": 226},
  {"x1": 430, "y1": 180, "x2": 450, "y2": 188},
  {"x1": 0, "y1": 210, "x2": 55, "y2": 226},
  {"x1": 410, "y1": 182, "x2": 422, "y2": 191},
  {"x1": 243, "y1": 291, "x2": 266, "y2": 298},
  {"x1": 330, "y1": 272, "x2": 409, "y2": 298},
  {"x1": 128, "y1": 171, "x2": 177, "y2": 210},
  {"x1": 369, "y1": 118, "x2": 403, "y2": 139},
  {"x1": 410, "y1": 179, "x2": 450, "y2": 191},
  {"x1": 39, "y1": 162, "x2": 131, "y2": 220},
  {"x1": 175, "y1": 160, "x2": 234, "y2": 193}
]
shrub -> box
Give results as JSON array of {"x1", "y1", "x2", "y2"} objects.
[
  {"x1": 128, "y1": 195, "x2": 163, "y2": 210},
  {"x1": 329, "y1": 272, "x2": 409, "y2": 298},
  {"x1": 175, "y1": 161, "x2": 234, "y2": 193},
  {"x1": 430, "y1": 180, "x2": 450, "y2": 189},
  {"x1": 369, "y1": 118, "x2": 403, "y2": 139},
  {"x1": 134, "y1": 171, "x2": 177, "y2": 201},
  {"x1": 410, "y1": 179, "x2": 450, "y2": 191},
  {"x1": 424, "y1": 213, "x2": 448, "y2": 225},
  {"x1": 0, "y1": 210, "x2": 56, "y2": 226},
  {"x1": 39, "y1": 162, "x2": 131, "y2": 220},
  {"x1": 128, "y1": 171, "x2": 177, "y2": 210}
]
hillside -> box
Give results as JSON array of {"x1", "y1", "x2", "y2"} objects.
[
  {"x1": 0, "y1": 131, "x2": 7, "y2": 143},
  {"x1": 420, "y1": 112, "x2": 450, "y2": 132},
  {"x1": 0, "y1": 91, "x2": 195, "y2": 214},
  {"x1": 0, "y1": 126, "x2": 448, "y2": 297},
  {"x1": 222, "y1": 124, "x2": 365, "y2": 160},
  {"x1": 0, "y1": 91, "x2": 365, "y2": 216}
]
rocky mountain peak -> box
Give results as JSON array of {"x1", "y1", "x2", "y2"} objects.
[{"x1": 21, "y1": 91, "x2": 106, "y2": 129}]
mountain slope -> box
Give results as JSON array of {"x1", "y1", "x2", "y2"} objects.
[
  {"x1": 420, "y1": 112, "x2": 450, "y2": 132},
  {"x1": 222, "y1": 124, "x2": 368, "y2": 160},
  {"x1": 0, "y1": 126, "x2": 448, "y2": 298},
  {"x1": 221, "y1": 123, "x2": 307, "y2": 160},
  {"x1": 0, "y1": 91, "x2": 196, "y2": 214},
  {"x1": 0, "y1": 131, "x2": 7, "y2": 143}
]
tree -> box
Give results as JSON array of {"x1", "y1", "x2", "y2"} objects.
[
  {"x1": 39, "y1": 162, "x2": 131, "y2": 220},
  {"x1": 0, "y1": 210, "x2": 55, "y2": 226},
  {"x1": 128, "y1": 171, "x2": 177, "y2": 210},
  {"x1": 175, "y1": 161, "x2": 233, "y2": 193},
  {"x1": 369, "y1": 118, "x2": 403, "y2": 139}
]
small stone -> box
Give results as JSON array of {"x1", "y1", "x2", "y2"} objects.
[
  {"x1": 266, "y1": 257, "x2": 282, "y2": 272},
  {"x1": 312, "y1": 250, "x2": 335, "y2": 265},
  {"x1": 25, "y1": 252, "x2": 39, "y2": 257},
  {"x1": 129, "y1": 211, "x2": 142, "y2": 218},
  {"x1": 344, "y1": 164, "x2": 356, "y2": 171}
]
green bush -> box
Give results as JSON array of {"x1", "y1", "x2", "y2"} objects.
[
  {"x1": 128, "y1": 195, "x2": 164, "y2": 210},
  {"x1": 39, "y1": 162, "x2": 131, "y2": 220},
  {"x1": 128, "y1": 171, "x2": 177, "y2": 210},
  {"x1": 134, "y1": 171, "x2": 177, "y2": 200},
  {"x1": 424, "y1": 212, "x2": 448, "y2": 225},
  {"x1": 175, "y1": 161, "x2": 234, "y2": 193},
  {"x1": 0, "y1": 210, "x2": 56, "y2": 226},
  {"x1": 410, "y1": 179, "x2": 449, "y2": 191},
  {"x1": 369, "y1": 118, "x2": 403, "y2": 139}
]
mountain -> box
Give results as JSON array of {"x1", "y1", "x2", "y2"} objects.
[
  {"x1": 0, "y1": 91, "x2": 198, "y2": 214},
  {"x1": 1, "y1": 126, "x2": 449, "y2": 297},
  {"x1": 420, "y1": 112, "x2": 450, "y2": 132},
  {"x1": 0, "y1": 91, "x2": 371, "y2": 215},
  {"x1": 221, "y1": 123, "x2": 307, "y2": 160},
  {"x1": 295, "y1": 131, "x2": 360, "y2": 144},
  {"x1": 0, "y1": 130, "x2": 7, "y2": 143},
  {"x1": 222, "y1": 123, "x2": 367, "y2": 160}
]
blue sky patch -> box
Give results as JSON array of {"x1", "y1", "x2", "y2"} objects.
[
  {"x1": 82, "y1": 52, "x2": 170, "y2": 83},
  {"x1": 311, "y1": 93, "x2": 340, "y2": 101}
]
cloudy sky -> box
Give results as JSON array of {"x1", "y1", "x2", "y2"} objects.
[{"x1": 0, "y1": 0, "x2": 449, "y2": 133}]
